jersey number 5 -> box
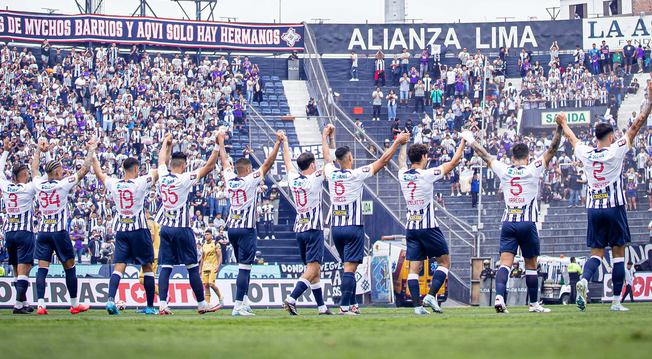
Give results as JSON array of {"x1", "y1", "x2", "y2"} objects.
[
  {"x1": 160, "y1": 185, "x2": 179, "y2": 205},
  {"x1": 510, "y1": 177, "x2": 522, "y2": 196}
]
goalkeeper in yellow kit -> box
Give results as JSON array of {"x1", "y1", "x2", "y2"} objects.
[{"x1": 200, "y1": 229, "x2": 224, "y2": 307}]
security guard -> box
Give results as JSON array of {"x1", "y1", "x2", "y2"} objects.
[
  {"x1": 510, "y1": 262, "x2": 524, "y2": 279},
  {"x1": 567, "y1": 257, "x2": 583, "y2": 304},
  {"x1": 480, "y1": 260, "x2": 495, "y2": 281}
]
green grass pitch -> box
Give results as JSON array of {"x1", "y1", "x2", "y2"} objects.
[{"x1": 1, "y1": 303, "x2": 651, "y2": 359}]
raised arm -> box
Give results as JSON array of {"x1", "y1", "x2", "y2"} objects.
[
  {"x1": 627, "y1": 84, "x2": 652, "y2": 145},
  {"x1": 76, "y1": 137, "x2": 98, "y2": 181},
  {"x1": 371, "y1": 132, "x2": 410, "y2": 175},
  {"x1": 198, "y1": 135, "x2": 219, "y2": 180},
  {"x1": 441, "y1": 139, "x2": 467, "y2": 176},
  {"x1": 217, "y1": 131, "x2": 232, "y2": 173},
  {"x1": 398, "y1": 143, "x2": 407, "y2": 171},
  {"x1": 92, "y1": 157, "x2": 108, "y2": 185},
  {"x1": 460, "y1": 131, "x2": 495, "y2": 167},
  {"x1": 556, "y1": 112, "x2": 580, "y2": 149},
  {"x1": 158, "y1": 133, "x2": 172, "y2": 169},
  {"x1": 281, "y1": 134, "x2": 294, "y2": 173},
  {"x1": 322, "y1": 124, "x2": 335, "y2": 165},
  {"x1": 32, "y1": 138, "x2": 48, "y2": 179},
  {"x1": 543, "y1": 123, "x2": 564, "y2": 167},
  {"x1": 259, "y1": 131, "x2": 284, "y2": 177},
  {"x1": 1, "y1": 138, "x2": 13, "y2": 179}
]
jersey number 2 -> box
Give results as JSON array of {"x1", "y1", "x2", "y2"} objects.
[{"x1": 593, "y1": 161, "x2": 605, "y2": 181}]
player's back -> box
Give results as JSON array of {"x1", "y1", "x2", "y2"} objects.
[
  {"x1": 106, "y1": 174, "x2": 153, "y2": 232},
  {"x1": 324, "y1": 163, "x2": 374, "y2": 227},
  {"x1": 288, "y1": 168, "x2": 324, "y2": 232},
  {"x1": 223, "y1": 168, "x2": 260, "y2": 229},
  {"x1": 33, "y1": 175, "x2": 78, "y2": 232},
  {"x1": 155, "y1": 168, "x2": 198, "y2": 228},
  {"x1": 492, "y1": 157, "x2": 545, "y2": 222},
  {"x1": 574, "y1": 138, "x2": 629, "y2": 209},
  {"x1": 398, "y1": 166, "x2": 444, "y2": 230},
  {"x1": 0, "y1": 177, "x2": 37, "y2": 232}
]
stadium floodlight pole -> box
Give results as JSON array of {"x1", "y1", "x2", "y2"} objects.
[{"x1": 476, "y1": 56, "x2": 488, "y2": 257}]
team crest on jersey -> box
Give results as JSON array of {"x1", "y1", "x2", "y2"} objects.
[
  {"x1": 315, "y1": 170, "x2": 322, "y2": 177},
  {"x1": 433, "y1": 168, "x2": 442, "y2": 175},
  {"x1": 617, "y1": 139, "x2": 626, "y2": 147},
  {"x1": 362, "y1": 167, "x2": 370, "y2": 173},
  {"x1": 253, "y1": 172, "x2": 261, "y2": 179},
  {"x1": 190, "y1": 174, "x2": 197, "y2": 181},
  {"x1": 535, "y1": 160, "x2": 542, "y2": 168},
  {"x1": 68, "y1": 177, "x2": 75, "y2": 183}
]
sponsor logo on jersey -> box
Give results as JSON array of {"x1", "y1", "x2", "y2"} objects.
[
  {"x1": 592, "y1": 193, "x2": 609, "y2": 200},
  {"x1": 362, "y1": 167, "x2": 371, "y2": 173},
  {"x1": 120, "y1": 218, "x2": 135, "y2": 224},
  {"x1": 409, "y1": 215, "x2": 423, "y2": 221},
  {"x1": 508, "y1": 209, "x2": 524, "y2": 214},
  {"x1": 8, "y1": 218, "x2": 20, "y2": 223},
  {"x1": 298, "y1": 218, "x2": 311, "y2": 223},
  {"x1": 231, "y1": 215, "x2": 243, "y2": 220},
  {"x1": 333, "y1": 210, "x2": 349, "y2": 216}
]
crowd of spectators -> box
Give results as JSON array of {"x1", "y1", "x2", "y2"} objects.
[{"x1": 0, "y1": 41, "x2": 280, "y2": 269}]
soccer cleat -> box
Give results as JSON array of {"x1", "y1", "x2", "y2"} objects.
[
  {"x1": 23, "y1": 305, "x2": 35, "y2": 313},
  {"x1": 319, "y1": 309, "x2": 335, "y2": 315},
  {"x1": 136, "y1": 307, "x2": 159, "y2": 315},
  {"x1": 198, "y1": 303, "x2": 222, "y2": 314},
  {"x1": 338, "y1": 308, "x2": 358, "y2": 315},
  {"x1": 159, "y1": 308, "x2": 174, "y2": 315},
  {"x1": 70, "y1": 304, "x2": 90, "y2": 314},
  {"x1": 243, "y1": 305, "x2": 254, "y2": 314},
  {"x1": 350, "y1": 305, "x2": 360, "y2": 315},
  {"x1": 13, "y1": 307, "x2": 32, "y2": 314},
  {"x1": 271, "y1": 235, "x2": 276, "y2": 240},
  {"x1": 495, "y1": 295, "x2": 509, "y2": 314},
  {"x1": 576, "y1": 279, "x2": 588, "y2": 312},
  {"x1": 106, "y1": 301, "x2": 121, "y2": 315},
  {"x1": 423, "y1": 294, "x2": 444, "y2": 314},
  {"x1": 37, "y1": 307, "x2": 49, "y2": 315},
  {"x1": 611, "y1": 298, "x2": 629, "y2": 312},
  {"x1": 414, "y1": 306, "x2": 430, "y2": 315},
  {"x1": 232, "y1": 308, "x2": 255, "y2": 316},
  {"x1": 282, "y1": 299, "x2": 300, "y2": 316},
  {"x1": 219, "y1": 296, "x2": 225, "y2": 307},
  {"x1": 529, "y1": 303, "x2": 551, "y2": 313}
]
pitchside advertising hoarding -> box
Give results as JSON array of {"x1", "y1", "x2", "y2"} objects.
[
  {"x1": 583, "y1": 15, "x2": 652, "y2": 49},
  {"x1": 0, "y1": 11, "x2": 303, "y2": 51},
  {"x1": 603, "y1": 272, "x2": 652, "y2": 302}
]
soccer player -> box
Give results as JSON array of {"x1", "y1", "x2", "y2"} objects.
[
  {"x1": 397, "y1": 137, "x2": 466, "y2": 315},
  {"x1": 138, "y1": 214, "x2": 160, "y2": 296},
  {"x1": 92, "y1": 136, "x2": 165, "y2": 315},
  {"x1": 32, "y1": 137, "x2": 97, "y2": 315},
  {"x1": 460, "y1": 119, "x2": 563, "y2": 314},
  {"x1": 281, "y1": 125, "x2": 335, "y2": 316},
  {"x1": 0, "y1": 138, "x2": 38, "y2": 314},
  {"x1": 155, "y1": 133, "x2": 221, "y2": 315},
  {"x1": 199, "y1": 229, "x2": 224, "y2": 307},
  {"x1": 324, "y1": 125, "x2": 410, "y2": 315},
  {"x1": 219, "y1": 130, "x2": 284, "y2": 316},
  {"x1": 558, "y1": 86, "x2": 652, "y2": 312}
]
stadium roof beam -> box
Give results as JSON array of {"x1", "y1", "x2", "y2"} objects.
[
  {"x1": 132, "y1": 0, "x2": 158, "y2": 17},
  {"x1": 74, "y1": 0, "x2": 103, "y2": 14},
  {"x1": 172, "y1": 0, "x2": 218, "y2": 21}
]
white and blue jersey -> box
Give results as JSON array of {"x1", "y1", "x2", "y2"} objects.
[
  {"x1": 224, "y1": 168, "x2": 261, "y2": 229},
  {"x1": 0, "y1": 179, "x2": 37, "y2": 233},
  {"x1": 492, "y1": 156, "x2": 545, "y2": 222},
  {"x1": 155, "y1": 167, "x2": 199, "y2": 228},
  {"x1": 324, "y1": 163, "x2": 374, "y2": 227},
  {"x1": 398, "y1": 166, "x2": 444, "y2": 230},
  {"x1": 33, "y1": 175, "x2": 78, "y2": 232},
  {"x1": 288, "y1": 168, "x2": 324, "y2": 232},
  {"x1": 105, "y1": 174, "x2": 154, "y2": 232}
]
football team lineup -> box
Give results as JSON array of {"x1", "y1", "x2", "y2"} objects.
[{"x1": 2, "y1": 82, "x2": 651, "y2": 317}]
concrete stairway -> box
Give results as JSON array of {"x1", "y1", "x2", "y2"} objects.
[{"x1": 282, "y1": 80, "x2": 323, "y2": 145}]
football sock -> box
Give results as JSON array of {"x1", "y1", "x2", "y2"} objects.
[
  {"x1": 236, "y1": 264, "x2": 252, "y2": 302},
  {"x1": 612, "y1": 257, "x2": 625, "y2": 297},
  {"x1": 288, "y1": 278, "x2": 310, "y2": 304},
  {"x1": 350, "y1": 278, "x2": 358, "y2": 307},
  {"x1": 581, "y1": 256, "x2": 602, "y2": 283},
  {"x1": 108, "y1": 271, "x2": 122, "y2": 301},
  {"x1": 64, "y1": 266, "x2": 79, "y2": 307},
  {"x1": 407, "y1": 273, "x2": 421, "y2": 307},
  {"x1": 205, "y1": 292, "x2": 211, "y2": 303},
  {"x1": 143, "y1": 272, "x2": 155, "y2": 308},
  {"x1": 495, "y1": 265, "x2": 510, "y2": 299},
  {"x1": 158, "y1": 266, "x2": 173, "y2": 303},
  {"x1": 36, "y1": 267, "x2": 48, "y2": 301},
  {"x1": 340, "y1": 272, "x2": 355, "y2": 309},
  {"x1": 428, "y1": 267, "x2": 449, "y2": 297},
  {"x1": 15, "y1": 275, "x2": 29, "y2": 310},
  {"x1": 186, "y1": 264, "x2": 205, "y2": 306},
  {"x1": 526, "y1": 270, "x2": 539, "y2": 304},
  {"x1": 311, "y1": 282, "x2": 325, "y2": 308}
]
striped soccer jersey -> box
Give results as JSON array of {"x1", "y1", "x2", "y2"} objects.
[
  {"x1": 324, "y1": 163, "x2": 374, "y2": 227},
  {"x1": 398, "y1": 166, "x2": 444, "y2": 230},
  {"x1": 33, "y1": 175, "x2": 78, "y2": 232},
  {"x1": 155, "y1": 167, "x2": 199, "y2": 228},
  {"x1": 574, "y1": 137, "x2": 629, "y2": 209},
  {"x1": 492, "y1": 156, "x2": 545, "y2": 222},
  {"x1": 0, "y1": 176, "x2": 37, "y2": 232},
  {"x1": 105, "y1": 174, "x2": 154, "y2": 232},
  {"x1": 223, "y1": 168, "x2": 261, "y2": 229},
  {"x1": 288, "y1": 168, "x2": 324, "y2": 232}
]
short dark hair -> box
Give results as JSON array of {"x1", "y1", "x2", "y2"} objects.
[
  {"x1": 123, "y1": 158, "x2": 139, "y2": 172},
  {"x1": 512, "y1": 143, "x2": 529, "y2": 161},
  {"x1": 170, "y1": 152, "x2": 187, "y2": 168},
  {"x1": 296, "y1": 152, "x2": 315, "y2": 171},
  {"x1": 570, "y1": 257, "x2": 576, "y2": 263},
  {"x1": 45, "y1": 160, "x2": 62, "y2": 174},
  {"x1": 235, "y1": 157, "x2": 252, "y2": 173},
  {"x1": 407, "y1": 144, "x2": 428, "y2": 164},
  {"x1": 335, "y1": 146, "x2": 350, "y2": 161},
  {"x1": 595, "y1": 122, "x2": 614, "y2": 141},
  {"x1": 12, "y1": 163, "x2": 27, "y2": 178}
]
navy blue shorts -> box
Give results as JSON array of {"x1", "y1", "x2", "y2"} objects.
[
  {"x1": 114, "y1": 229, "x2": 155, "y2": 265},
  {"x1": 6, "y1": 230, "x2": 35, "y2": 265},
  {"x1": 500, "y1": 221, "x2": 540, "y2": 258},
  {"x1": 587, "y1": 206, "x2": 631, "y2": 249},
  {"x1": 296, "y1": 230, "x2": 325, "y2": 264},
  {"x1": 406, "y1": 227, "x2": 449, "y2": 261},
  {"x1": 34, "y1": 231, "x2": 75, "y2": 263},
  {"x1": 158, "y1": 227, "x2": 198, "y2": 265},
  {"x1": 229, "y1": 228, "x2": 258, "y2": 264},
  {"x1": 332, "y1": 225, "x2": 365, "y2": 263}
]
